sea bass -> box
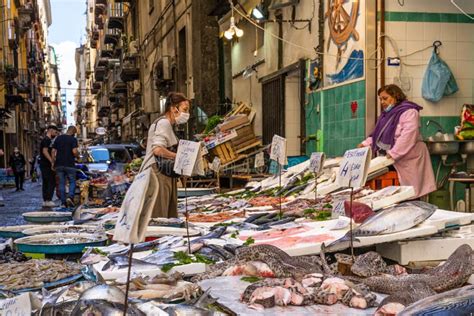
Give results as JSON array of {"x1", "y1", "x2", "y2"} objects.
[
  {"x1": 398, "y1": 284, "x2": 474, "y2": 316},
  {"x1": 326, "y1": 201, "x2": 436, "y2": 251}
]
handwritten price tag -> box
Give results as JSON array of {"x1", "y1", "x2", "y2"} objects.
[
  {"x1": 174, "y1": 140, "x2": 201, "y2": 177},
  {"x1": 211, "y1": 157, "x2": 221, "y2": 172},
  {"x1": 337, "y1": 147, "x2": 371, "y2": 188},
  {"x1": 0, "y1": 293, "x2": 31, "y2": 316},
  {"x1": 309, "y1": 152, "x2": 325, "y2": 174},
  {"x1": 270, "y1": 135, "x2": 287, "y2": 165},
  {"x1": 254, "y1": 152, "x2": 265, "y2": 168}
]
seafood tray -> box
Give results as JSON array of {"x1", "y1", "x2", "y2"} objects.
[
  {"x1": 22, "y1": 225, "x2": 99, "y2": 236},
  {"x1": 23, "y1": 211, "x2": 73, "y2": 223},
  {"x1": 13, "y1": 273, "x2": 83, "y2": 294},
  {"x1": 93, "y1": 251, "x2": 206, "y2": 280},
  {"x1": 0, "y1": 225, "x2": 39, "y2": 239},
  {"x1": 178, "y1": 187, "x2": 217, "y2": 198},
  {"x1": 376, "y1": 235, "x2": 474, "y2": 265},
  {"x1": 106, "y1": 226, "x2": 200, "y2": 239},
  {"x1": 14, "y1": 233, "x2": 108, "y2": 254}
]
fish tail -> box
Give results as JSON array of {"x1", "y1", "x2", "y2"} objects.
[{"x1": 324, "y1": 233, "x2": 360, "y2": 252}]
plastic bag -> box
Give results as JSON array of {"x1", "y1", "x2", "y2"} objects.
[{"x1": 422, "y1": 51, "x2": 458, "y2": 102}]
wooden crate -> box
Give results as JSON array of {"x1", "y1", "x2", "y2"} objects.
[{"x1": 211, "y1": 142, "x2": 237, "y2": 164}]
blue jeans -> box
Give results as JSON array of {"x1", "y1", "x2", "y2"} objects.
[{"x1": 56, "y1": 166, "x2": 76, "y2": 205}]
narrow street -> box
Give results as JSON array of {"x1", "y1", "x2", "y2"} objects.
[{"x1": 0, "y1": 181, "x2": 44, "y2": 226}]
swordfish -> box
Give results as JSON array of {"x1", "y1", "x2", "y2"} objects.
[{"x1": 325, "y1": 201, "x2": 436, "y2": 252}]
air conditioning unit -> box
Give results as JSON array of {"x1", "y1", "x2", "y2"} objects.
[{"x1": 155, "y1": 56, "x2": 172, "y2": 81}]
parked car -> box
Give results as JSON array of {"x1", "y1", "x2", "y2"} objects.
[{"x1": 82, "y1": 144, "x2": 139, "y2": 173}]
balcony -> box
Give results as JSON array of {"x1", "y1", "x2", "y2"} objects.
[
  {"x1": 95, "y1": 0, "x2": 106, "y2": 5},
  {"x1": 120, "y1": 56, "x2": 140, "y2": 82},
  {"x1": 95, "y1": 66, "x2": 107, "y2": 82},
  {"x1": 97, "y1": 57, "x2": 109, "y2": 67},
  {"x1": 100, "y1": 43, "x2": 115, "y2": 58},
  {"x1": 85, "y1": 101, "x2": 93, "y2": 109},
  {"x1": 12, "y1": 69, "x2": 30, "y2": 94},
  {"x1": 94, "y1": 15, "x2": 104, "y2": 29},
  {"x1": 91, "y1": 82, "x2": 101, "y2": 94},
  {"x1": 109, "y1": 66, "x2": 127, "y2": 93},
  {"x1": 91, "y1": 39, "x2": 97, "y2": 49},
  {"x1": 92, "y1": 29, "x2": 99, "y2": 41},
  {"x1": 104, "y1": 27, "x2": 120, "y2": 46},
  {"x1": 107, "y1": 7, "x2": 124, "y2": 31},
  {"x1": 18, "y1": 5, "x2": 34, "y2": 31}
]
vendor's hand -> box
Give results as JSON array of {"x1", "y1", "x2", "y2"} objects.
[
  {"x1": 357, "y1": 143, "x2": 365, "y2": 148},
  {"x1": 386, "y1": 153, "x2": 392, "y2": 160}
]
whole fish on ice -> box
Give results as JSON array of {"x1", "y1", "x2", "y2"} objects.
[{"x1": 326, "y1": 201, "x2": 436, "y2": 251}]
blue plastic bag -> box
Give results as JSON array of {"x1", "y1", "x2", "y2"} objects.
[{"x1": 422, "y1": 51, "x2": 458, "y2": 102}]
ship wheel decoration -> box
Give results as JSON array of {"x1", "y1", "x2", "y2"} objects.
[{"x1": 325, "y1": 0, "x2": 360, "y2": 68}]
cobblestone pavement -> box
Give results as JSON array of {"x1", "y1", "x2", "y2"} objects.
[{"x1": 0, "y1": 180, "x2": 46, "y2": 226}]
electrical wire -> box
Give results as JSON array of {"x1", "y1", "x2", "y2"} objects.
[
  {"x1": 289, "y1": 0, "x2": 315, "y2": 31},
  {"x1": 450, "y1": 0, "x2": 474, "y2": 20}
]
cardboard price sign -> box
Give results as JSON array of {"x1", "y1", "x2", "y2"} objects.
[
  {"x1": 210, "y1": 157, "x2": 221, "y2": 173},
  {"x1": 0, "y1": 293, "x2": 31, "y2": 316},
  {"x1": 270, "y1": 135, "x2": 287, "y2": 165},
  {"x1": 254, "y1": 152, "x2": 265, "y2": 168},
  {"x1": 309, "y1": 152, "x2": 325, "y2": 174},
  {"x1": 174, "y1": 140, "x2": 201, "y2": 177},
  {"x1": 337, "y1": 147, "x2": 371, "y2": 188}
]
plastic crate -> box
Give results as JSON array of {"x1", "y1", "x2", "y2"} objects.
[{"x1": 366, "y1": 171, "x2": 400, "y2": 190}]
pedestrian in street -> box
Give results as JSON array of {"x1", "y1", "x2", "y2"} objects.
[
  {"x1": 0, "y1": 149, "x2": 4, "y2": 206},
  {"x1": 9, "y1": 147, "x2": 26, "y2": 192},
  {"x1": 52, "y1": 126, "x2": 79, "y2": 208},
  {"x1": 39, "y1": 125, "x2": 59, "y2": 207},
  {"x1": 29, "y1": 150, "x2": 39, "y2": 182},
  {"x1": 139, "y1": 92, "x2": 190, "y2": 218}
]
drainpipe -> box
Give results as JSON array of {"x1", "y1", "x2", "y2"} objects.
[
  {"x1": 276, "y1": 11, "x2": 283, "y2": 69},
  {"x1": 380, "y1": 0, "x2": 385, "y2": 89}
]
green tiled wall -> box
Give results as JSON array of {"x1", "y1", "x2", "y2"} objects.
[
  {"x1": 305, "y1": 92, "x2": 322, "y2": 155},
  {"x1": 420, "y1": 116, "x2": 460, "y2": 138},
  {"x1": 306, "y1": 80, "x2": 367, "y2": 157},
  {"x1": 383, "y1": 12, "x2": 474, "y2": 23}
]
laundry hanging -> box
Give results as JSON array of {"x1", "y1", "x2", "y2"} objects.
[{"x1": 422, "y1": 44, "x2": 458, "y2": 102}]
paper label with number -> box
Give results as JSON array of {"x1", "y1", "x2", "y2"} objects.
[
  {"x1": 337, "y1": 147, "x2": 372, "y2": 188},
  {"x1": 270, "y1": 135, "x2": 287, "y2": 165},
  {"x1": 0, "y1": 293, "x2": 31, "y2": 316},
  {"x1": 254, "y1": 152, "x2": 265, "y2": 168},
  {"x1": 310, "y1": 152, "x2": 325, "y2": 173},
  {"x1": 211, "y1": 157, "x2": 221, "y2": 172},
  {"x1": 174, "y1": 140, "x2": 201, "y2": 177}
]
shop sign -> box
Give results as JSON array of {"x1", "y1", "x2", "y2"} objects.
[
  {"x1": 310, "y1": 152, "x2": 325, "y2": 174},
  {"x1": 337, "y1": 147, "x2": 371, "y2": 188},
  {"x1": 270, "y1": 135, "x2": 287, "y2": 165},
  {"x1": 95, "y1": 127, "x2": 106, "y2": 135},
  {"x1": 174, "y1": 140, "x2": 201, "y2": 177}
]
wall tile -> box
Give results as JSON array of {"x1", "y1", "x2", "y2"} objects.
[
  {"x1": 440, "y1": 23, "x2": 458, "y2": 41},
  {"x1": 457, "y1": 79, "x2": 473, "y2": 98},
  {"x1": 439, "y1": 41, "x2": 458, "y2": 62},
  {"x1": 456, "y1": 42, "x2": 474, "y2": 61},
  {"x1": 457, "y1": 24, "x2": 474, "y2": 42},
  {"x1": 406, "y1": 22, "x2": 425, "y2": 41},
  {"x1": 424, "y1": 22, "x2": 442, "y2": 42},
  {"x1": 457, "y1": 61, "x2": 474, "y2": 79}
]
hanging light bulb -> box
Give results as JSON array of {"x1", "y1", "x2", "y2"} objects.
[{"x1": 224, "y1": 9, "x2": 244, "y2": 40}]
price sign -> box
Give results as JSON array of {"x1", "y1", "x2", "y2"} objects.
[
  {"x1": 0, "y1": 293, "x2": 31, "y2": 316},
  {"x1": 270, "y1": 135, "x2": 287, "y2": 165},
  {"x1": 211, "y1": 157, "x2": 221, "y2": 173},
  {"x1": 337, "y1": 147, "x2": 372, "y2": 188},
  {"x1": 254, "y1": 152, "x2": 265, "y2": 168},
  {"x1": 309, "y1": 152, "x2": 325, "y2": 174},
  {"x1": 174, "y1": 140, "x2": 201, "y2": 177}
]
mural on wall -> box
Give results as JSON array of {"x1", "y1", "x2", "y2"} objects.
[{"x1": 324, "y1": 0, "x2": 365, "y2": 87}]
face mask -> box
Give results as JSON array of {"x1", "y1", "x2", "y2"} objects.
[
  {"x1": 384, "y1": 104, "x2": 395, "y2": 112},
  {"x1": 175, "y1": 111, "x2": 190, "y2": 124}
]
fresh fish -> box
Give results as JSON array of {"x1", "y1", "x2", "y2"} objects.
[
  {"x1": 399, "y1": 284, "x2": 474, "y2": 316},
  {"x1": 283, "y1": 183, "x2": 309, "y2": 197},
  {"x1": 72, "y1": 300, "x2": 145, "y2": 316},
  {"x1": 77, "y1": 285, "x2": 126, "y2": 303},
  {"x1": 197, "y1": 247, "x2": 224, "y2": 262},
  {"x1": 37, "y1": 300, "x2": 77, "y2": 316},
  {"x1": 139, "y1": 250, "x2": 176, "y2": 266},
  {"x1": 244, "y1": 213, "x2": 267, "y2": 223},
  {"x1": 223, "y1": 244, "x2": 241, "y2": 255},
  {"x1": 376, "y1": 282, "x2": 436, "y2": 315},
  {"x1": 204, "y1": 244, "x2": 234, "y2": 260},
  {"x1": 40, "y1": 287, "x2": 68, "y2": 314},
  {"x1": 198, "y1": 244, "x2": 234, "y2": 262},
  {"x1": 326, "y1": 201, "x2": 436, "y2": 251},
  {"x1": 257, "y1": 217, "x2": 296, "y2": 231},
  {"x1": 192, "y1": 227, "x2": 227, "y2": 244},
  {"x1": 102, "y1": 255, "x2": 160, "y2": 271},
  {"x1": 165, "y1": 305, "x2": 213, "y2": 316}
]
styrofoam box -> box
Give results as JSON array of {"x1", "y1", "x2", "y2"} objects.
[{"x1": 376, "y1": 236, "x2": 474, "y2": 265}]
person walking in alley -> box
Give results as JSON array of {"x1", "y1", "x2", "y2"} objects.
[
  {"x1": 52, "y1": 126, "x2": 79, "y2": 208},
  {"x1": 9, "y1": 147, "x2": 26, "y2": 191},
  {"x1": 40, "y1": 125, "x2": 59, "y2": 207}
]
